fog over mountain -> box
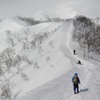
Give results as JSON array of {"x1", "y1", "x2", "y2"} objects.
[{"x1": 0, "y1": 0, "x2": 100, "y2": 19}]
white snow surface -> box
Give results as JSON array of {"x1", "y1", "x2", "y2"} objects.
[
  {"x1": 0, "y1": 18, "x2": 24, "y2": 52},
  {"x1": 0, "y1": 18, "x2": 100, "y2": 100}
]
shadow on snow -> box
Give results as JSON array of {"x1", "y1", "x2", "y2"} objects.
[{"x1": 80, "y1": 88, "x2": 89, "y2": 93}]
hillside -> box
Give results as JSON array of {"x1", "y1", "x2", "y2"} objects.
[{"x1": 0, "y1": 17, "x2": 100, "y2": 100}]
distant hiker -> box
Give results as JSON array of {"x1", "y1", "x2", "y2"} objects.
[
  {"x1": 72, "y1": 73, "x2": 80, "y2": 94},
  {"x1": 77, "y1": 60, "x2": 82, "y2": 65},
  {"x1": 73, "y1": 50, "x2": 76, "y2": 55}
]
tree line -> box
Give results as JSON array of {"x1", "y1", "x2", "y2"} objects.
[{"x1": 73, "y1": 15, "x2": 100, "y2": 58}]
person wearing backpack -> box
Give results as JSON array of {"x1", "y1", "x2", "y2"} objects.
[
  {"x1": 72, "y1": 73, "x2": 80, "y2": 94},
  {"x1": 73, "y1": 50, "x2": 76, "y2": 55}
]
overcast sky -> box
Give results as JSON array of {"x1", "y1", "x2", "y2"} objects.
[{"x1": 0, "y1": 0, "x2": 100, "y2": 19}]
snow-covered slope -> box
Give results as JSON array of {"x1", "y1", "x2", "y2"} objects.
[
  {"x1": 0, "y1": 18, "x2": 24, "y2": 52},
  {"x1": 0, "y1": 18, "x2": 72, "y2": 99},
  {"x1": 13, "y1": 16, "x2": 28, "y2": 26},
  {"x1": 15, "y1": 20, "x2": 100, "y2": 100},
  {"x1": 0, "y1": 17, "x2": 100, "y2": 100},
  {"x1": 0, "y1": 18, "x2": 23, "y2": 32}
]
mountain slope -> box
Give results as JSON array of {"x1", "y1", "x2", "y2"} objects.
[
  {"x1": 0, "y1": 18, "x2": 24, "y2": 52},
  {"x1": 0, "y1": 19, "x2": 73, "y2": 99},
  {"x1": 12, "y1": 21, "x2": 72, "y2": 97},
  {"x1": 15, "y1": 20, "x2": 100, "y2": 100},
  {"x1": 0, "y1": 17, "x2": 100, "y2": 100}
]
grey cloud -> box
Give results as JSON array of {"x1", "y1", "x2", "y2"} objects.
[{"x1": 0, "y1": 0, "x2": 100, "y2": 19}]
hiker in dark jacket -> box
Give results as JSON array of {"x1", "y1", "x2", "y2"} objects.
[
  {"x1": 72, "y1": 73, "x2": 80, "y2": 94},
  {"x1": 73, "y1": 50, "x2": 76, "y2": 55},
  {"x1": 77, "y1": 60, "x2": 82, "y2": 65}
]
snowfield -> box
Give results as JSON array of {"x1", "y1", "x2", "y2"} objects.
[{"x1": 0, "y1": 17, "x2": 100, "y2": 100}]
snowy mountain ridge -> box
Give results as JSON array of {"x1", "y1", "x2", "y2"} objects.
[{"x1": 32, "y1": 11, "x2": 51, "y2": 21}]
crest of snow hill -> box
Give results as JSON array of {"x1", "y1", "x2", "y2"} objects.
[{"x1": 0, "y1": 15, "x2": 100, "y2": 100}]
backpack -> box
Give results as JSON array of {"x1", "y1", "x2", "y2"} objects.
[{"x1": 73, "y1": 77, "x2": 78, "y2": 84}]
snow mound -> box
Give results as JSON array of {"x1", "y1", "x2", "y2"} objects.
[
  {"x1": 0, "y1": 18, "x2": 23, "y2": 33},
  {"x1": 13, "y1": 16, "x2": 28, "y2": 26}
]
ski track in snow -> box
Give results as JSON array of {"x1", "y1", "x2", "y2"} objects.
[
  {"x1": 16, "y1": 20, "x2": 99, "y2": 100},
  {"x1": 60, "y1": 21, "x2": 83, "y2": 100},
  {"x1": 61, "y1": 21, "x2": 93, "y2": 100},
  {"x1": 61, "y1": 21, "x2": 98, "y2": 100}
]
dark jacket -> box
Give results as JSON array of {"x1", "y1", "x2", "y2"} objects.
[{"x1": 72, "y1": 76, "x2": 80, "y2": 84}]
